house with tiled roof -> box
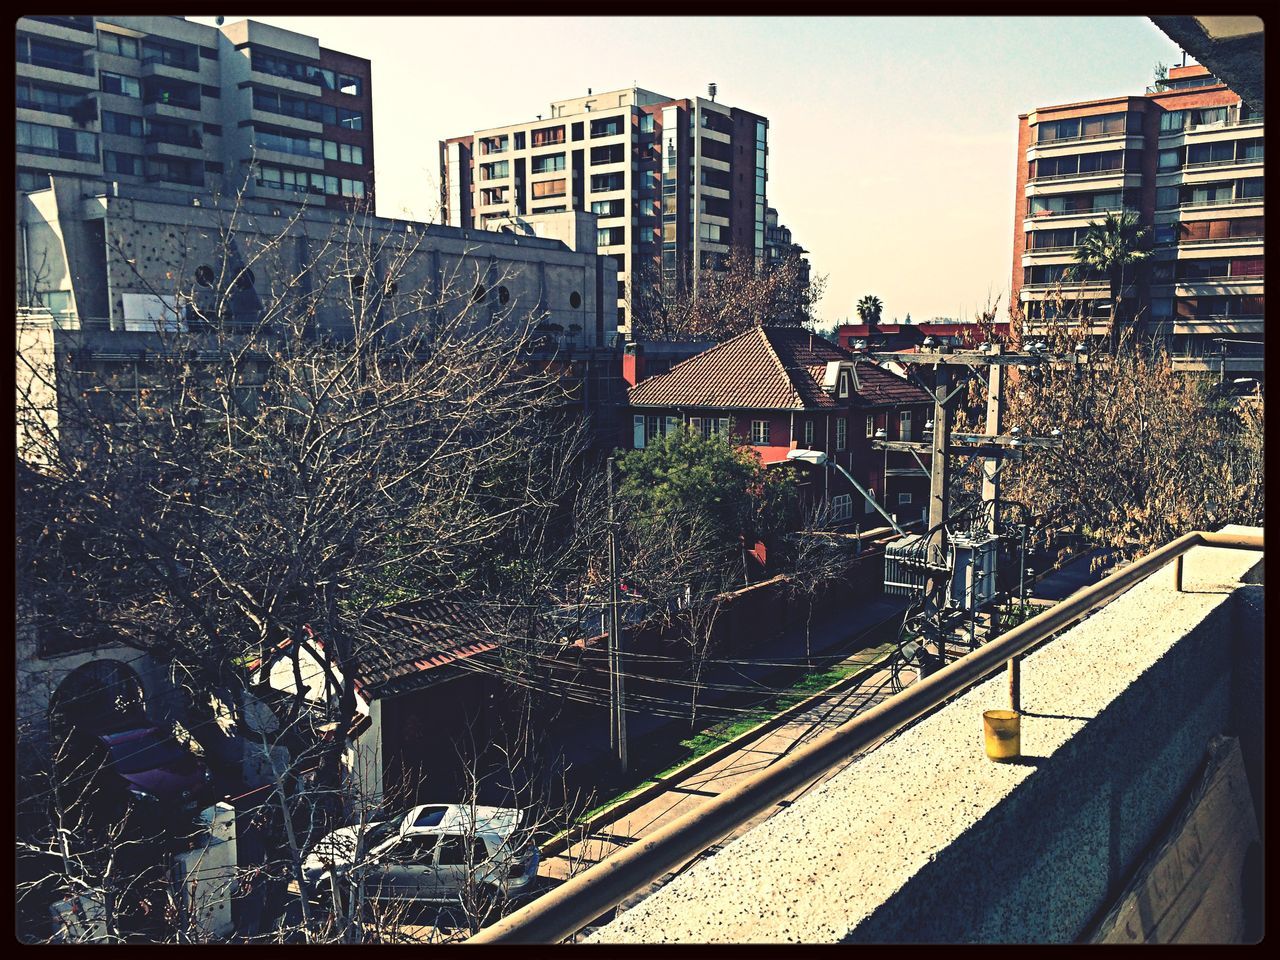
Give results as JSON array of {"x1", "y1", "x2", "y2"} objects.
[
  {"x1": 256, "y1": 597, "x2": 510, "y2": 807},
  {"x1": 627, "y1": 326, "x2": 932, "y2": 525}
]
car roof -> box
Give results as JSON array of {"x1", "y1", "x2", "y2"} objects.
[{"x1": 401, "y1": 804, "x2": 522, "y2": 838}]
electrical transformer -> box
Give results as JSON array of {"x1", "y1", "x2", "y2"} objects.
[
  {"x1": 948, "y1": 531, "x2": 999, "y2": 611},
  {"x1": 884, "y1": 533, "x2": 931, "y2": 597}
]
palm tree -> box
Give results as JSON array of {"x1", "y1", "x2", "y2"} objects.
[
  {"x1": 855, "y1": 294, "x2": 883, "y2": 327},
  {"x1": 1071, "y1": 209, "x2": 1151, "y2": 352}
]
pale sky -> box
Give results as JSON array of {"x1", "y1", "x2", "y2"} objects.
[{"x1": 193, "y1": 16, "x2": 1186, "y2": 325}]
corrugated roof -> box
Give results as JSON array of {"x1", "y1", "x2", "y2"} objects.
[{"x1": 628, "y1": 326, "x2": 929, "y2": 410}]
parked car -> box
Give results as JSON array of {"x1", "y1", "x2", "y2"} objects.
[
  {"x1": 92, "y1": 724, "x2": 211, "y2": 812},
  {"x1": 302, "y1": 803, "x2": 540, "y2": 906}
]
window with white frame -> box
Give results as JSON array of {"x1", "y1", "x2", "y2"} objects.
[
  {"x1": 665, "y1": 415, "x2": 680, "y2": 437},
  {"x1": 838, "y1": 371, "x2": 850, "y2": 398},
  {"x1": 646, "y1": 415, "x2": 661, "y2": 445},
  {"x1": 898, "y1": 492, "x2": 913, "y2": 505},
  {"x1": 803, "y1": 420, "x2": 814, "y2": 447},
  {"x1": 900, "y1": 410, "x2": 912, "y2": 441},
  {"x1": 836, "y1": 418, "x2": 847, "y2": 451},
  {"x1": 633, "y1": 415, "x2": 645, "y2": 449},
  {"x1": 751, "y1": 420, "x2": 770, "y2": 445},
  {"x1": 832, "y1": 494, "x2": 852, "y2": 521},
  {"x1": 865, "y1": 415, "x2": 875, "y2": 438}
]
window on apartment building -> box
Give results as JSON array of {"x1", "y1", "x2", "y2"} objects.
[
  {"x1": 1190, "y1": 106, "x2": 1228, "y2": 128},
  {"x1": 1155, "y1": 186, "x2": 1180, "y2": 209},
  {"x1": 16, "y1": 121, "x2": 97, "y2": 160},
  {"x1": 337, "y1": 74, "x2": 362, "y2": 96},
  {"x1": 100, "y1": 72, "x2": 141, "y2": 98},
  {"x1": 592, "y1": 198, "x2": 624, "y2": 217},
  {"x1": 513, "y1": 131, "x2": 526, "y2": 149},
  {"x1": 532, "y1": 153, "x2": 566, "y2": 174},
  {"x1": 531, "y1": 125, "x2": 565, "y2": 147},
  {"x1": 899, "y1": 411, "x2": 912, "y2": 441},
  {"x1": 591, "y1": 172, "x2": 625, "y2": 192},
  {"x1": 480, "y1": 160, "x2": 510, "y2": 181},
  {"x1": 340, "y1": 178, "x2": 365, "y2": 198},
  {"x1": 898, "y1": 493, "x2": 913, "y2": 506},
  {"x1": 831, "y1": 494, "x2": 852, "y2": 522},
  {"x1": 532, "y1": 178, "x2": 566, "y2": 199},
  {"x1": 1158, "y1": 148, "x2": 1182, "y2": 170},
  {"x1": 101, "y1": 110, "x2": 144, "y2": 137},
  {"x1": 103, "y1": 150, "x2": 143, "y2": 176},
  {"x1": 338, "y1": 142, "x2": 364, "y2": 165},
  {"x1": 334, "y1": 107, "x2": 363, "y2": 131},
  {"x1": 836, "y1": 418, "x2": 847, "y2": 451},
  {"x1": 1159, "y1": 110, "x2": 1185, "y2": 133},
  {"x1": 803, "y1": 420, "x2": 814, "y2": 447},
  {"x1": 640, "y1": 113, "x2": 655, "y2": 133},
  {"x1": 866, "y1": 415, "x2": 875, "y2": 438},
  {"x1": 751, "y1": 420, "x2": 770, "y2": 445},
  {"x1": 1239, "y1": 139, "x2": 1264, "y2": 162},
  {"x1": 590, "y1": 143, "x2": 624, "y2": 165},
  {"x1": 97, "y1": 31, "x2": 140, "y2": 58},
  {"x1": 1187, "y1": 141, "x2": 1235, "y2": 166}
]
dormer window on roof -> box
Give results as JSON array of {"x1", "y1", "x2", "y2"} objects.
[{"x1": 838, "y1": 370, "x2": 850, "y2": 399}]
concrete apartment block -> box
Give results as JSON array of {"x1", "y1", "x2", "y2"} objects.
[
  {"x1": 1014, "y1": 63, "x2": 1263, "y2": 375},
  {"x1": 440, "y1": 86, "x2": 771, "y2": 339},
  {"x1": 591, "y1": 528, "x2": 1263, "y2": 943},
  {"x1": 16, "y1": 15, "x2": 374, "y2": 210}
]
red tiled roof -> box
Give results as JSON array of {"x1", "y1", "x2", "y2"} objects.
[
  {"x1": 628, "y1": 326, "x2": 929, "y2": 411},
  {"x1": 357, "y1": 599, "x2": 501, "y2": 697}
]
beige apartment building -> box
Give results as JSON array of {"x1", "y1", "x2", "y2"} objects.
[{"x1": 441, "y1": 86, "x2": 771, "y2": 341}]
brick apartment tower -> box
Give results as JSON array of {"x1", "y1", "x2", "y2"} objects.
[
  {"x1": 17, "y1": 15, "x2": 374, "y2": 209},
  {"x1": 440, "y1": 86, "x2": 770, "y2": 341},
  {"x1": 1013, "y1": 63, "x2": 1263, "y2": 374}
]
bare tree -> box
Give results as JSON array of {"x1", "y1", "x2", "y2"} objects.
[{"x1": 630, "y1": 249, "x2": 825, "y2": 342}]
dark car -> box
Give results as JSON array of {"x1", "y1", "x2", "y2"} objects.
[{"x1": 94, "y1": 725, "x2": 210, "y2": 810}]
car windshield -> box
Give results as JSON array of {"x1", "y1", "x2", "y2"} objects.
[
  {"x1": 362, "y1": 820, "x2": 399, "y2": 851},
  {"x1": 106, "y1": 730, "x2": 187, "y2": 773}
]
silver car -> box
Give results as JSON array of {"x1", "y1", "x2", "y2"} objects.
[{"x1": 302, "y1": 803, "x2": 540, "y2": 905}]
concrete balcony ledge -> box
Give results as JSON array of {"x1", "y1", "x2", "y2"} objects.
[{"x1": 591, "y1": 527, "x2": 1263, "y2": 943}]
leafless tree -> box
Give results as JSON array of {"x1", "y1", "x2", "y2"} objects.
[{"x1": 630, "y1": 249, "x2": 825, "y2": 342}]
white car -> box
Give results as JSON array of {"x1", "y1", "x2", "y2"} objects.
[{"x1": 302, "y1": 803, "x2": 540, "y2": 906}]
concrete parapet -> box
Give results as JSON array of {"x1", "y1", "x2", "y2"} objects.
[{"x1": 590, "y1": 533, "x2": 1263, "y2": 943}]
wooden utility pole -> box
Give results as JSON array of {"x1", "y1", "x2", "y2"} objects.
[
  {"x1": 606, "y1": 456, "x2": 628, "y2": 774},
  {"x1": 921, "y1": 363, "x2": 953, "y2": 674},
  {"x1": 982, "y1": 344, "x2": 1003, "y2": 536}
]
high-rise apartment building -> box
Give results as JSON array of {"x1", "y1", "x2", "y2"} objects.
[
  {"x1": 1014, "y1": 63, "x2": 1263, "y2": 374},
  {"x1": 16, "y1": 15, "x2": 374, "y2": 208},
  {"x1": 440, "y1": 86, "x2": 769, "y2": 338}
]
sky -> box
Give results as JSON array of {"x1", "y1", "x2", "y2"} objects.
[{"x1": 193, "y1": 16, "x2": 1186, "y2": 325}]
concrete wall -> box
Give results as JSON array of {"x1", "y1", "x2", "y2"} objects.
[
  {"x1": 20, "y1": 178, "x2": 615, "y2": 348},
  {"x1": 591, "y1": 533, "x2": 1263, "y2": 943}
]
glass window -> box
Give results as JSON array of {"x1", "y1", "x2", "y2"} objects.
[
  {"x1": 836, "y1": 418, "x2": 847, "y2": 451},
  {"x1": 337, "y1": 73, "x2": 362, "y2": 96},
  {"x1": 98, "y1": 32, "x2": 139, "y2": 58},
  {"x1": 1158, "y1": 149, "x2": 1181, "y2": 170},
  {"x1": 100, "y1": 72, "x2": 141, "y2": 98},
  {"x1": 531, "y1": 153, "x2": 566, "y2": 174},
  {"x1": 832, "y1": 494, "x2": 852, "y2": 522},
  {"x1": 751, "y1": 420, "x2": 770, "y2": 445},
  {"x1": 1239, "y1": 139, "x2": 1263, "y2": 162},
  {"x1": 103, "y1": 150, "x2": 142, "y2": 176},
  {"x1": 1159, "y1": 110, "x2": 1185, "y2": 133},
  {"x1": 102, "y1": 111, "x2": 143, "y2": 137},
  {"x1": 532, "y1": 178, "x2": 566, "y2": 198}
]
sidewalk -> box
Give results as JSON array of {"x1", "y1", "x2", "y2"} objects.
[{"x1": 543, "y1": 592, "x2": 907, "y2": 807}]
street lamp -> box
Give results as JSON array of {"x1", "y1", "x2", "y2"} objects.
[{"x1": 784, "y1": 449, "x2": 905, "y2": 536}]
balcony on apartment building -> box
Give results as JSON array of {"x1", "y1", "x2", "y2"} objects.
[
  {"x1": 16, "y1": 36, "x2": 98, "y2": 89},
  {"x1": 474, "y1": 528, "x2": 1264, "y2": 945},
  {"x1": 142, "y1": 77, "x2": 202, "y2": 119}
]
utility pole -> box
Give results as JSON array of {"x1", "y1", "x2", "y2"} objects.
[
  {"x1": 920, "y1": 363, "x2": 953, "y2": 675},
  {"x1": 605, "y1": 456, "x2": 627, "y2": 774},
  {"x1": 871, "y1": 342, "x2": 1082, "y2": 680}
]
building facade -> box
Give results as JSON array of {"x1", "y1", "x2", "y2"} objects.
[
  {"x1": 627, "y1": 326, "x2": 932, "y2": 526},
  {"x1": 1014, "y1": 63, "x2": 1263, "y2": 374},
  {"x1": 17, "y1": 15, "x2": 374, "y2": 209},
  {"x1": 440, "y1": 86, "x2": 770, "y2": 340}
]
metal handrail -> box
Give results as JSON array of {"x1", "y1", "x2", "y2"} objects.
[{"x1": 470, "y1": 530, "x2": 1263, "y2": 944}]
